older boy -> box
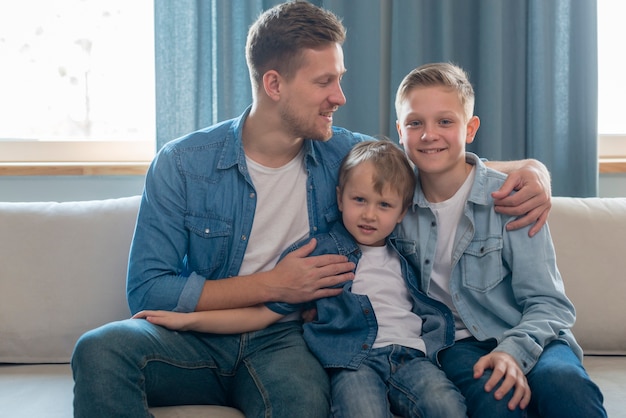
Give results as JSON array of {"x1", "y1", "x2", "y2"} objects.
[{"x1": 395, "y1": 62, "x2": 607, "y2": 418}]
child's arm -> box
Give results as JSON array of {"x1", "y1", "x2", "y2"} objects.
[{"x1": 132, "y1": 304, "x2": 286, "y2": 334}]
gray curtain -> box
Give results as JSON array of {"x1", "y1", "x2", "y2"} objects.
[{"x1": 155, "y1": 0, "x2": 598, "y2": 197}]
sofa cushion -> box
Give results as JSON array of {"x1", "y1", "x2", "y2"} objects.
[
  {"x1": 549, "y1": 197, "x2": 626, "y2": 355},
  {"x1": 0, "y1": 196, "x2": 141, "y2": 363}
]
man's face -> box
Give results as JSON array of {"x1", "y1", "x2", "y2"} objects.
[{"x1": 279, "y1": 43, "x2": 347, "y2": 141}]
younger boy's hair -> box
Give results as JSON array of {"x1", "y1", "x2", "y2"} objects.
[
  {"x1": 395, "y1": 62, "x2": 475, "y2": 121},
  {"x1": 246, "y1": 1, "x2": 346, "y2": 92},
  {"x1": 338, "y1": 140, "x2": 416, "y2": 211}
]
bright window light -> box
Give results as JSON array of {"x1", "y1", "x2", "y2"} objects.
[
  {"x1": 598, "y1": 0, "x2": 626, "y2": 136},
  {"x1": 0, "y1": 0, "x2": 155, "y2": 161}
]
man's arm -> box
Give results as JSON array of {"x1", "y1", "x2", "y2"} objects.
[
  {"x1": 194, "y1": 238, "x2": 355, "y2": 312},
  {"x1": 485, "y1": 159, "x2": 552, "y2": 237},
  {"x1": 128, "y1": 145, "x2": 355, "y2": 314}
]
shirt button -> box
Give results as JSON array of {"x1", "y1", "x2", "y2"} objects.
[
  {"x1": 362, "y1": 344, "x2": 369, "y2": 350},
  {"x1": 249, "y1": 193, "x2": 255, "y2": 199},
  {"x1": 363, "y1": 309, "x2": 370, "y2": 315},
  {"x1": 241, "y1": 235, "x2": 247, "y2": 241},
  {"x1": 431, "y1": 221, "x2": 436, "y2": 227},
  {"x1": 425, "y1": 259, "x2": 430, "y2": 265}
]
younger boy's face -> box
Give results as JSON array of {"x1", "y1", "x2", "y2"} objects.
[
  {"x1": 337, "y1": 161, "x2": 407, "y2": 247},
  {"x1": 396, "y1": 86, "x2": 479, "y2": 177}
]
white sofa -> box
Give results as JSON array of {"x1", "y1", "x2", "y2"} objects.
[{"x1": 1, "y1": 195, "x2": 625, "y2": 418}]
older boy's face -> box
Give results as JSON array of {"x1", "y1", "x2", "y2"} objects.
[
  {"x1": 396, "y1": 86, "x2": 479, "y2": 177},
  {"x1": 278, "y1": 43, "x2": 347, "y2": 141}
]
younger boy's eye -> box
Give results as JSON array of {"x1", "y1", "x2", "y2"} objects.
[{"x1": 406, "y1": 120, "x2": 422, "y2": 128}]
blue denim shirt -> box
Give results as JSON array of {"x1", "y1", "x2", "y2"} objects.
[
  {"x1": 267, "y1": 222, "x2": 455, "y2": 370},
  {"x1": 396, "y1": 153, "x2": 581, "y2": 374},
  {"x1": 126, "y1": 106, "x2": 371, "y2": 314}
]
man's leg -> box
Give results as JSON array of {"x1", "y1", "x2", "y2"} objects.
[
  {"x1": 388, "y1": 346, "x2": 466, "y2": 418},
  {"x1": 72, "y1": 318, "x2": 240, "y2": 417},
  {"x1": 439, "y1": 338, "x2": 524, "y2": 418},
  {"x1": 526, "y1": 340, "x2": 607, "y2": 418},
  {"x1": 231, "y1": 322, "x2": 331, "y2": 418}
]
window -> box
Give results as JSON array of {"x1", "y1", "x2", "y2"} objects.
[
  {"x1": 598, "y1": 0, "x2": 626, "y2": 162},
  {"x1": 0, "y1": 0, "x2": 155, "y2": 165}
]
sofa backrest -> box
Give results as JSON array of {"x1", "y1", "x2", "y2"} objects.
[
  {"x1": 549, "y1": 196, "x2": 626, "y2": 355},
  {"x1": 0, "y1": 196, "x2": 141, "y2": 363},
  {"x1": 1, "y1": 195, "x2": 624, "y2": 364}
]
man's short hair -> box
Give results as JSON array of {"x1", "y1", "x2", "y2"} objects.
[{"x1": 246, "y1": 1, "x2": 346, "y2": 91}]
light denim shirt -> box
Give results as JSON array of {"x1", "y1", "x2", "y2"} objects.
[
  {"x1": 396, "y1": 153, "x2": 582, "y2": 374},
  {"x1": 267, "y1": 222, "x2": 455, "y2": 369},
  {"x1": 126, "y1": 106, "x2": 370, "y2": 314}
]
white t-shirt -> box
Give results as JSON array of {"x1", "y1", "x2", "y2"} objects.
[
  {"x1": 427, "y1": 166, "x2": 475, "y2": 341},
  {"x1": 352, "y1": 244, "x2": 426, "y2": 353},
  {"x1": 239, "y1": 150, "x2": 309, "y2": 321}
]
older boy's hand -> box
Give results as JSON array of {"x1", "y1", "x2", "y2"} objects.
[
  {"x1": 473, "y1": 351, "x2": 531, "y2": 411},
  {"x1": 490, "y1": 159, "x2": 551, "y2": 237}
]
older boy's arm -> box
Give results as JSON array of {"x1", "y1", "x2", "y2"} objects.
[{"x1": 486, "y1": 159, "x2": 552, "y2": 237}]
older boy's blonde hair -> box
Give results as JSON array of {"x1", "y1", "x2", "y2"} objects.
[
  {"x1": 338, "y1": 140, "x2": 416, "y2": 211},
  {"x1": 395, "y1": 62, "x2": 475, "y2": 121}
]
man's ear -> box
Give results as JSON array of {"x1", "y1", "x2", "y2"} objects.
[
  {"x1": 262, "y1": 70, "x2": 282, "y2": 102},
  {"x1": 466, "y1": 115, "x2": 480, "y2": 144}
]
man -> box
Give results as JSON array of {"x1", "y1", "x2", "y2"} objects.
[{"x1": 71, "y1": 2, "x2": 551, "y2": 417}]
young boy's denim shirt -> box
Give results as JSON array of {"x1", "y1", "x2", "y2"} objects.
[
  {"x1": 126, "y1": 106, "x2": 370, "y2": 315},
  {"x1": 396, "y1": 152, "x2": 582, "y2": 374},
  {"x1": 267, "y1": 222, "x2": 455, "y2": 370}
]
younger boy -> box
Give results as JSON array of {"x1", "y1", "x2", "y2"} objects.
[
  {"x1": 395, "y1": 62, "x2": 606, "y2": 418},
  {"x1": 135, "y1": 140, "x2": 466, "y2": 418}
]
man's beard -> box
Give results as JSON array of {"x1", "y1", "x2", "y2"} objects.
[{"x1": 280, "y1": 103, "x2": 332, "y2": 142}]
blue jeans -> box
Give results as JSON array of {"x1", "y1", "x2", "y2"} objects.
[
  {"x1": 439, "y1": 338, "x2": 607, "y2": 418},
  {"x1": 329, "y1": 345, "x2": 466, "y2": 418},
  {"x1": 71, "y1": 319, "x2": 329, "y2": 418}
]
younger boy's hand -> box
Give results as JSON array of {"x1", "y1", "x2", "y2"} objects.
[
  {"x1": 132, "y1": 310, "x2": 190, "y2": 331},
  {"x1": 473, "y1": 351, "x2": 531, "y2": 411}
]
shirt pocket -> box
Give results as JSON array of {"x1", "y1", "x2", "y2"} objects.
[
  {"x1": 185, "y1": 214, "x2": 232, "y2": 276},
  {"x1": 394, "y1": 239, "x2": 420, "y2": 270},
  {"x1": 461, "y1": 236, "x2": 503, "y2": 292}
]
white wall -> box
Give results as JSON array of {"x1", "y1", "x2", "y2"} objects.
[
  {"x1": 0, "y1": 173, "x2": 624, "y2": 202},
  {"x1": 598, "y1": 173, "x2": 626, "y2": 197}
]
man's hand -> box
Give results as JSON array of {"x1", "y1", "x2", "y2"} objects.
[
  {"x1": 473, "y1": 351, "x2": 531, "y2": 411},
  {"x1": 268, "y1": 238, "x2": 355, "y2": 304},
  {"x1": 490, "y1": 159, "x2": 552, "y2": 237}
]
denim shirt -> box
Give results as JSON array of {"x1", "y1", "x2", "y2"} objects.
[
  {"x1": 396, "y1": 153, "x2": 582, "y2": 374},
  {"x1": 126, "y1": 106, "x2": 370, "y2": 314},
  {"x1": 267, "y1": 222, "x2": 455, "y2": 370}
]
